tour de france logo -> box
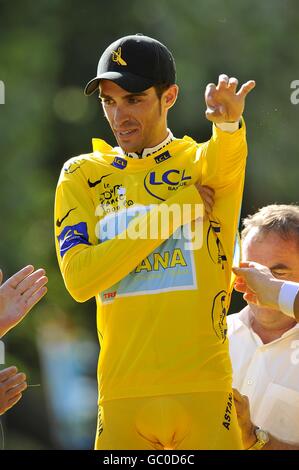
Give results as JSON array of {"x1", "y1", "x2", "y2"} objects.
[{"x1": 211, "y1": 290, "x2": 228, "y2": 342}]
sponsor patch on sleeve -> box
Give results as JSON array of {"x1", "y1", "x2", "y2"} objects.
[{"x1": 57, "y1": 222, "x2": 91, "y2": 257}]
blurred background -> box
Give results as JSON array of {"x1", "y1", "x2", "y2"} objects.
[{"x1": 0, "y1": 0, "x2": 298, "y2": 449}]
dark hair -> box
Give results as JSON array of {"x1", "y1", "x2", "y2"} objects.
[
  {"x1": 154, "y1": 83, "x2": 173, "y2": 100},
  {"x1": 241, "y1": 204, "x2": 299, "y2": 245}
]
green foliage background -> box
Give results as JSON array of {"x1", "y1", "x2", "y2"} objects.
[{"x1": 0, "y1": 0, "x2": 298, "y2": 449}]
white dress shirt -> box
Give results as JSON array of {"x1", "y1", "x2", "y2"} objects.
[{"x1": 227, "y1": 306, "x2": 299, "y2": 443}]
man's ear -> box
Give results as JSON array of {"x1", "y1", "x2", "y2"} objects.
[
  {"x1": 163, "y1": 84, "x2": 179, "y2": 110},
  {"x1": 0, "y1": 270, "x2": 3, "y2": 286}
]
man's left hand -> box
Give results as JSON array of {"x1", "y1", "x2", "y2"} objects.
[{"x1": 205, "y1": 75, "x2": 255, "y2": 123}]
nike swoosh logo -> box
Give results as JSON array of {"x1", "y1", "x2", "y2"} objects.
[
  {"x1": 88, "y1": 173, "x2": 112, "y2": 188},
  {"x1": 56, "y1": 208, "x2": 76, "y2": 227}
]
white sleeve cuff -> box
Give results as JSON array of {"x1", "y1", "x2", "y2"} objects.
[
  {"x1": 216, "y1": 121, "x2": 240, "y2": 133},
  {"x1": 278, "y1": 281, "x2": 299, "y2": 318}
]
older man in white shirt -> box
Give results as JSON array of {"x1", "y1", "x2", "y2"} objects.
[{"x1": 227, "y1": 204, "x2": 299, "y2": 450}]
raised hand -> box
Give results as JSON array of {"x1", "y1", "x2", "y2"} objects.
[
  {"x1": 0, "y1": 265, "x2": 48, "y2": 337},
  {"x1": 205, "y1": 74, "x2": 255, "y2": 123}
]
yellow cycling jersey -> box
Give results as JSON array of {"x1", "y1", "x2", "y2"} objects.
[{"x1": 54, "y1": 122, "x2": 247, "y2": 404}]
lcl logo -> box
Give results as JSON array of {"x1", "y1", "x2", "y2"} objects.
[
  {"x1": 144, "y1": 169, "x2": 192, "y2": 201},
  {"x1": 111, "y1": 157, "x2": 128, "y2": 169},
  {"x1": 149, "y1": 169, "x2": 191, "y2": 186}
]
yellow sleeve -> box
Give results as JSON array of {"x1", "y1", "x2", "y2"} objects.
[
  {"x1": 55, "y1": 171, "x2": 203, "y2": 302},
  {"x1": 198, "y1": 119, "x2": 247, "y2": 194},
  {"x1": 197, "y1": 119, "x2": 247, "y2": 270}
]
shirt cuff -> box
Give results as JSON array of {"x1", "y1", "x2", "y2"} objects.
[
  {"x1": 278, "y1": 281, "x2": 299, "y2": 318},
  {"x1": 216, "y1": 120, "x2": 241, "y2": 133}
]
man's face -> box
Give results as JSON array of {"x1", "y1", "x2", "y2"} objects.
[
  {"x1": 243, "y1": 229, "x2": 299, "y2": 319},
  {"x1": 99, "y1": 80, "x2": 173, "y2": 154}
]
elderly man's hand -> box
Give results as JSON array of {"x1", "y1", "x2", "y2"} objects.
[
  {"x1": 0, "y1": 265, "x2": 48, "y2": 337},
  {"x1": 0, "y1": 366, "x2": 27, "y2": 415},
  {"x1": 205, "y1": 75, "x2": 255, "y2": 123},
  {"x1": 233, "y1": 388, "x2": 257, "y2": 449},
  {"x1": 233, "y1": 261, "x2": 283, "y2": 308}
]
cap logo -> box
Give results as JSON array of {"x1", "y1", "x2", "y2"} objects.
[{"x1": 111, "y1": 47, "x2": 127, "y2": 66}]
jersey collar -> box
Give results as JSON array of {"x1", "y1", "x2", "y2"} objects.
[{"x1": 117, "y1": 129, "x2": 174, "y2": 159}]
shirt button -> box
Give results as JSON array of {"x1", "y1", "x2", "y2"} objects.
[{"x1": 247, "y1": 379, "x2": 254, "y2": 385}]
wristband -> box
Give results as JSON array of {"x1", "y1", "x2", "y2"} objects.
[
  {"x1": 278, "y1": 282, "x2": 299, "y2": 318},
  {"x1": 216, "y1": 121, "x2": 240, "y2": 133}
]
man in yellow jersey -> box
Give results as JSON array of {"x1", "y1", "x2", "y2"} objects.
[{"x1": 54, "y1": 34, "x2": 255, "y2": 450}]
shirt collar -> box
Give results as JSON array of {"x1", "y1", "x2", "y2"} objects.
[
  {"x1": 230, "y1": 306, "x2": 252, "y2": 332},
  {"x1": 119, "y1": 129, "x2": 174, "y2": 159}
]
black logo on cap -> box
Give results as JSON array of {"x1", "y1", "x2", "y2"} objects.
[{"x1": 111, "y1": 47, "x2": 127, "y2": 66}]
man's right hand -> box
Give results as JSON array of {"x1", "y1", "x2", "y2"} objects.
[
  {"x1": 0, "y1": 366, "x2": 27, "y2": 415},
  {"x1": 205, "y1": 74, "x2": 255, "y2": 123},
  {"x1": 195, "y1": 184, "x2": 215, "y2": 214},
  {"x1": 232, "y1": 262, "x2": 283, "y2": 308}
]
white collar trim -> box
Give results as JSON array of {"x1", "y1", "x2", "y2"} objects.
[{"x1": 120, "y1": 129, "x2": 174, "y2": 159}]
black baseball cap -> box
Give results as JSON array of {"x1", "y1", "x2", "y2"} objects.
[{"x1": 84, "y1": 34, "x2": 176, "y2": 96}]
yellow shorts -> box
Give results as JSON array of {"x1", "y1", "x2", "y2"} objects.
[{"x1": 95, "y1": 391, "x2": 243, "y2": 450}]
